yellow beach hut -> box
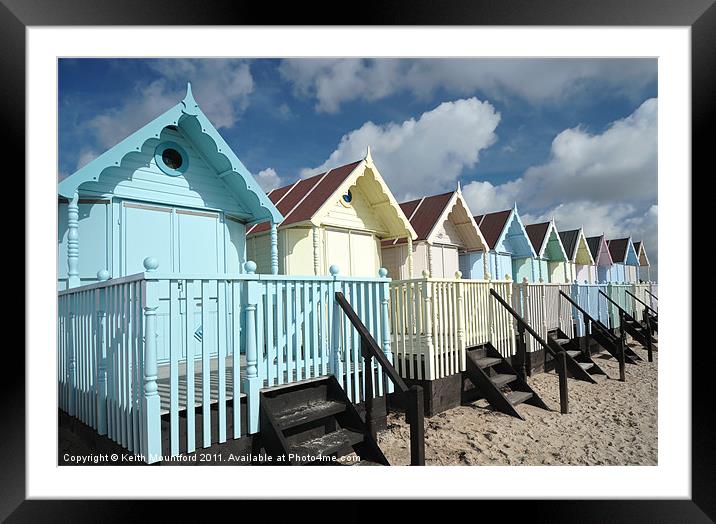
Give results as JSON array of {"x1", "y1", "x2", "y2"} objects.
[{"x1": 246, "y1": 148, "x2": 416, "y2": 276}]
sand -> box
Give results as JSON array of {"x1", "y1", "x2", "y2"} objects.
[{"x1": 378, "y1": 339, "x2": 658, "y2": 466}]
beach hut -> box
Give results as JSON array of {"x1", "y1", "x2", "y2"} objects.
[
  {"x1": 382, "y1": 187, "x2": 488, "y2": 279},
  {"x1": 469, "y1": 204, "x2": 537, "y2": 281},
  {"x1": 246, "y1": 148, "x2": 416, "y2": 277},
  {"x1": 58, "y1": 83, "x2": 282, "y2": 288},
  {"x1": 607, "y1": 237, "x2": 639, "y2": 283},
  {"x1": 586, "y1": 234, "x2": 613, "y2": 283},
  {"x1": 559, "y1": 228, "x2": 595, "y2": 283},
  {"x1": 57, "y1": 86, "x2": 415, "y2": 465},
  {"x1": 634, "y1": 241, "x2": 652, "y2": 282},
  {"x1": 524, "y1": 220, "x2": 569, "y2": 283}
]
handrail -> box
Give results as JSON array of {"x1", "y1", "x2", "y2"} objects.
[
  {"x1": 489, "y1": 288, "x2": 569, "y2": 414},
  {"x1": 560, "y1": 290, "x2": 625, "y2": 382},
  {"x1": 625, "y1": 290, "x2": 657, "y2": 315},
  {"x1": 335, "y1": 291, "x2": 425, "y2": 466},
  {"x1": 602, "y1": 290, "x2": 652, "y2": 362},
  {"x1": 646, "y1": 289, "x2": 658, "y2": 301}
]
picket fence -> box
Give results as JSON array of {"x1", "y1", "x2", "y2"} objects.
[{"x1": 57, "y1": 259, "x2": 390, "y2": 463}]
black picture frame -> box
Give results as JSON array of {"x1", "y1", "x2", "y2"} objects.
[{"x1": 6, "y1": 0, "x2": 711, "y2": 519}]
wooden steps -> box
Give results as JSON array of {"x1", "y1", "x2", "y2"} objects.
[
  {"x1": 462, "y1": 343, "x2": 549, "y2": 420},
  {"x1": 258, "y1": 376, "x2": 389, "y2": 466},
  {"x1": 547, "y1": 330, "x2": 608, "y2": 383},
  {"x1": 590, "y1": 327, "x2": 640, "y2": 365}
]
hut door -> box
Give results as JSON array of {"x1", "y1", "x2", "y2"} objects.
[
  {"x1": 122, "y1": 202, "x2": 174, "y2": 274},
  {"x1": 121, "y1": 201, "x2": 222, "y2": 275}
]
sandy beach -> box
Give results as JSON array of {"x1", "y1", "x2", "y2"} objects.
[{"x1": 378, "y1": 339, "x2": 658, "y2": 466}]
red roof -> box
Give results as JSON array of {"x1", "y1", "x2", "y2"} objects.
[
  {"x1": 524, "y1": 222, "x2": 550, "y2": 254},
  {"x1": 248, "y1": 160, "x2": 361, "y2": 235},
  {"x1": 607, "y1": 238, "x2": 630, "y2": 263},
  {"x1": 475, "y1": 210, "x2": 512, "y2": 249},
  {"x1": 382, "y1": 191, "x2": 454, "y2": 247}
]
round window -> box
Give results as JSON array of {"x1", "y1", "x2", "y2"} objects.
[
  {"x1": 162, "y1": 148, "x2": 183, "y2": 170},
  {"x1": 154, "y1": 141, "x2": 188, "y2": 176}
]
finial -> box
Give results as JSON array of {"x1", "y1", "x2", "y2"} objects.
[
  {"x1": 538, "y1": 277, "x2": 544, "y2": 283},
  {"x1": 378, "y1": 268, "x2": 388, "y2": 278},
  {"x1": 182, "y1": 82, "x2": 199, "y2": 116},
  {"x1": 522, "y1": 277, "x2": 529, "y2": 283},
  {"x1": 364, "y1": 145, "x2": 373, "y2": 164},
  {"x1": 422, "y1": 269, "x2": 431, "y2": 278},
  {"x1": 143, "y1": 257, "x2": 159, "y2": 272},
  {"x1": 454, "y1": 270, "x2": 462, "y2": 279},
  {"x1": 97, "y1": 269, "x2": 110, "y2": 281},
  {"x1": 505, "y1": 273, "x2": 512, "y2": 281},
  {"x1": 457, "y1": 180, "x2": 461, "y2": 193},
  {"x1": 329, "y1": 265, "x2": 340, "y2": 276},
  {"x1": 244, "y1": 261, "x2": 257, "y2": 274}
]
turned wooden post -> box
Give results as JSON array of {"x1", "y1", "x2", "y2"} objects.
[
  {"x1": 312, "y1": 226, "x2": 320, "y2": 275},
  {"x1": 455, "y1": 271, "x2": 466, "y2": 371},
  {"x1": 421, "y1": 270, "x2": 435, "y2": 380},
  {"x1": 96, "y1": 269, "x2": 110, "y2": 435},
  {"x1": 67, "y1": 191, "x2": 80, "y2": 288},
  {"x1": 407, "y1": 236, "x2": 414, "y2": 279},
  {"x1": 141, "y1": 257, "x2": 162, "y2": 463},
  {"x1": 379, "y1": 268, "x2": 394, "y2": 393},
  {"x1": 242, "y1": 261, "x2": 261, "y2": 433},
  {"x1": 270, "y1": 223, "x2": 279, "y2": 275}
]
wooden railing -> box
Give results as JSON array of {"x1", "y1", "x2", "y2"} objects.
[
  {"x1": 490, "y1": 289, "x2": 570, "y2": 414},
  {"x1": 336, "y1": 292, "x2": 425, "y2": 466},
  {"x1": 559, "y1": 290, "x2": 625, "y2": 382},
  {"x1": 58, "y1": 259, "x2": 390, "y2": 463},
  {"x1": 388, "y1": 273, "x2": 514, "y2": 381},
  {"x1": 512, "y1": 281, "x2": 574, "y2": 352}
]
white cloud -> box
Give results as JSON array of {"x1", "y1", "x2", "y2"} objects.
[
  {"x1": 301, "y1": 97, "x2": 500, "y2": 200},
  {"x1": 462, "y1": 98, "x2": 658, "y2": 277},
  {"x1": 280, "y1": 58, "x2": 656, "y2": 113},
  {"x1": 254, "y1": 168, "x2": 281, "y2": 192},
  {"x1": 85, "y1": 60, "x2": 254, "y2": 150}
]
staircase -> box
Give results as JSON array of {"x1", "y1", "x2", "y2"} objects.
[
  {"x1": 259, "y1": 376, "x2": 389, "y2": 466},
  {"x1": 590, "y1": 322, "x2": 641, "y2": 364},
  {"x1": 621, "y1": 315, "x2": 652, "y2": 348},
  {"x1": 546, "y1": 329, "x2": 607, "y2": 384},
  {"x1": 463, "y1": 343, "x2": 549, "y2": 420}
]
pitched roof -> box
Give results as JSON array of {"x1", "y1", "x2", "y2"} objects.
[
  {"x1": 474, "y1": 210, "x2": 512, "y2": 249},
  {"x1": 607, "y1": 238, "x2": 630, "y2": 263},
  {"x1": 586, "y1": 235, "x2": 603, "y2": 260},
  {"x1": 248, "y1": 160, "x2": 361, "y2": 235},
  {"x1": 525, "y1": 222, "x2": 551, "y2": 255},
  {"x1": 559, "y1": 229, "x2": 580, "y2": 260},
  {"x1": 58, "y1": 83, "x2": 282, "y2": 226},
  {"x1": 633, "y1": 241, "x2": 641, "y2": 254},
  {"x1": 399, "y1": 191, "x2": 454, "y2": 242}
]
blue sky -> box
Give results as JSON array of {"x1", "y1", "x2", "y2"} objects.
[{"x1": 58, "y1": 58, "x2": 658, "y2": 275}]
